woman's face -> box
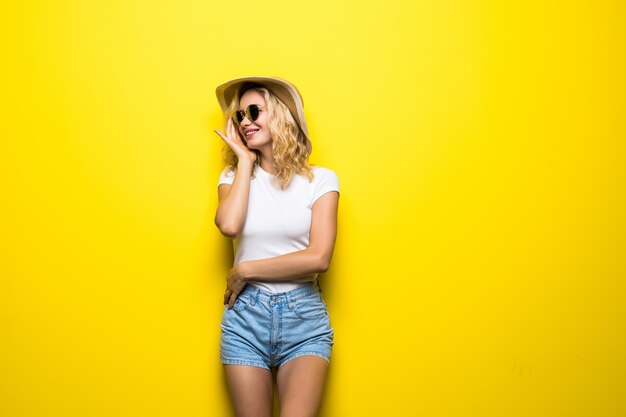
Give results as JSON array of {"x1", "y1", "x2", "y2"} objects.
[{"x1": 237, "y1": 89, "x2": 272, "y2": 151}]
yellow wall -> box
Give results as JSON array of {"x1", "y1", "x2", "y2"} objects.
[{"x1": 2, "y1": 1, "x2": 625, "y2": 416}]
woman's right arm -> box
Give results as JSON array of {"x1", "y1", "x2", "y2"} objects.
[
  {"x1": 213, "y1": 118, "x2": 257, "y2": 239},
  {"x1": 215, "y1": 161, "x2": 253, "y2": 238}
]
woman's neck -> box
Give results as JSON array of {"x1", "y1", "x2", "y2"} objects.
[{"x1": 259, "y1": 151, "x2": 276, "y2": 175}]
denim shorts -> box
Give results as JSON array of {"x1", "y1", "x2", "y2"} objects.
[{"x1": 220, "y1": 281, "x2": 334, "y2": 370}]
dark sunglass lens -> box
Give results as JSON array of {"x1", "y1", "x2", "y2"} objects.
[
  {"x1": 248, "y1": 105, "x2": 260, "y2": 121},
  {"x1": 232, "y1": 111, "x2": 244, "y2": 125}
]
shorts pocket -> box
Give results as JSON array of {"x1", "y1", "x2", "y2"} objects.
[
  {"x1": 233, "y1": 292, "x2": 253, "y2": 312},
  {"x1": 291, "y1": 293, "x2": 328, "y2": 321}
]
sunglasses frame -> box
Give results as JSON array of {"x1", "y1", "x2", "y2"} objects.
[{"x1": 231, "y1": 104, "x2": 267, "y2": 127}]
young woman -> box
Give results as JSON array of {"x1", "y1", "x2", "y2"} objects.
[{"x1": 213, "y1": 76, "x2": 339, "y2": 417}]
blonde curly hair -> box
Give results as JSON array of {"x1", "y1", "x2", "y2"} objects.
[{"x1": 221, "y1": 84, "x2": 314, "y2": 190}]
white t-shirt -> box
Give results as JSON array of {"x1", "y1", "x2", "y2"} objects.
[{"x1": 218, "y1": 164, "x2": 340, "y2": 293}]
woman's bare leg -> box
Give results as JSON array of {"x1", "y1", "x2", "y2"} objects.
[
  {"x1": 276, "y1": 356, "x2": 329, "y2": 417},
  {"x1": 223, "y1": 364, "x2": 273, "y2": 417}
]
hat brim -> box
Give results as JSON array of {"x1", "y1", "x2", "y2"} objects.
[{"x1": 215, "y1": 76, "x2": 311, "y2": 151}]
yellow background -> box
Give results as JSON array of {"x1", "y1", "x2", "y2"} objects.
[{"x1": 2, "y1": 1, "x2": 625, "y2": 416}]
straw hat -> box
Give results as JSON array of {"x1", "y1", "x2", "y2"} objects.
[{"x1": 215, "y1": 76, "x2": 312, "y2": 153}]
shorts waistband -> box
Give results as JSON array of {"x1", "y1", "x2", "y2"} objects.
[{"x1": 238, "y1": 281, "x2": 321, "y2": 305}]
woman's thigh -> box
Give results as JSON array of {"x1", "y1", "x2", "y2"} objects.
[
  {"x1": 276, "y1": 355, "x2": 330, "y2": 417},
  {"x1": 224, "y1": 364, "x2": 273, "y2": 417}
]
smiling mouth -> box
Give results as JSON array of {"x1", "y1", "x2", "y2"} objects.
[{"x1": 245, "y1": 129, "x2": 260, "y2": 138}]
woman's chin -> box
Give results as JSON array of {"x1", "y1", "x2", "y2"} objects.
[{"x1": 246, "y1": 139, "x2": 271, "y2": 150}]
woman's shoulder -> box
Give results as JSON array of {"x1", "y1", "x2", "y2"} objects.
[{"x1": 308, "y1": 165, "x2": 339, "y2": 185}]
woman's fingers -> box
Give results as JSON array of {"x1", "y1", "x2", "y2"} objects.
[
  {"x1": 224, "y1": 265, "x2": 246, "y2": 309},
  {"x1": 228, "y1": 292, "x2": 237, "y2": 309},
  {"x1": 215, "y1": 121, "x2": 240, "y2": 148},
  {"x1": 213, "y1": 129, "x2": 227, "y2": 142},
  {"x1": 214, "y1": 119, "x2": 256, "y2": 164},
  {"x1": 227, "y1": 118, "x2": 235, "y2": 138},
  {"x1": 214, "y1": 124, "x2": 240, "y2": 150},
  {"x1": 224, "y1": 288, "x2": 239, "y2": 309},
  {"x1": 229, "y1": 119, "x2": 244, "y2": 146}
]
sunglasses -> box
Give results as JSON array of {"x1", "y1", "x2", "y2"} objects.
[{"x1": 231, "y1": 104, "x2": 267, "y2": 126}]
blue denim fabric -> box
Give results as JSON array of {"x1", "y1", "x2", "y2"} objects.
[{"x1": 220, "y1": 281, "x2": 333, "y2": 370}]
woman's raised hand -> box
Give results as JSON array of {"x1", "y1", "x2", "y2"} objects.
[{"x1": 214, "y1": 118, "x2": 257, "y2": 165}]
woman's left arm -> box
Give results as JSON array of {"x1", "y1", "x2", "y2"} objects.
[{"x1": 223, "y1": 191, "x2": 339, "y2": 308}]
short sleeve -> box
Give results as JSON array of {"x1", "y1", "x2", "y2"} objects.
[
  {"x1": 311, "y1": 167, "x2": 340, "y2": 206},
  {"x1": 218, "y1": 166, "x2": 235, "y2": 186}
]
